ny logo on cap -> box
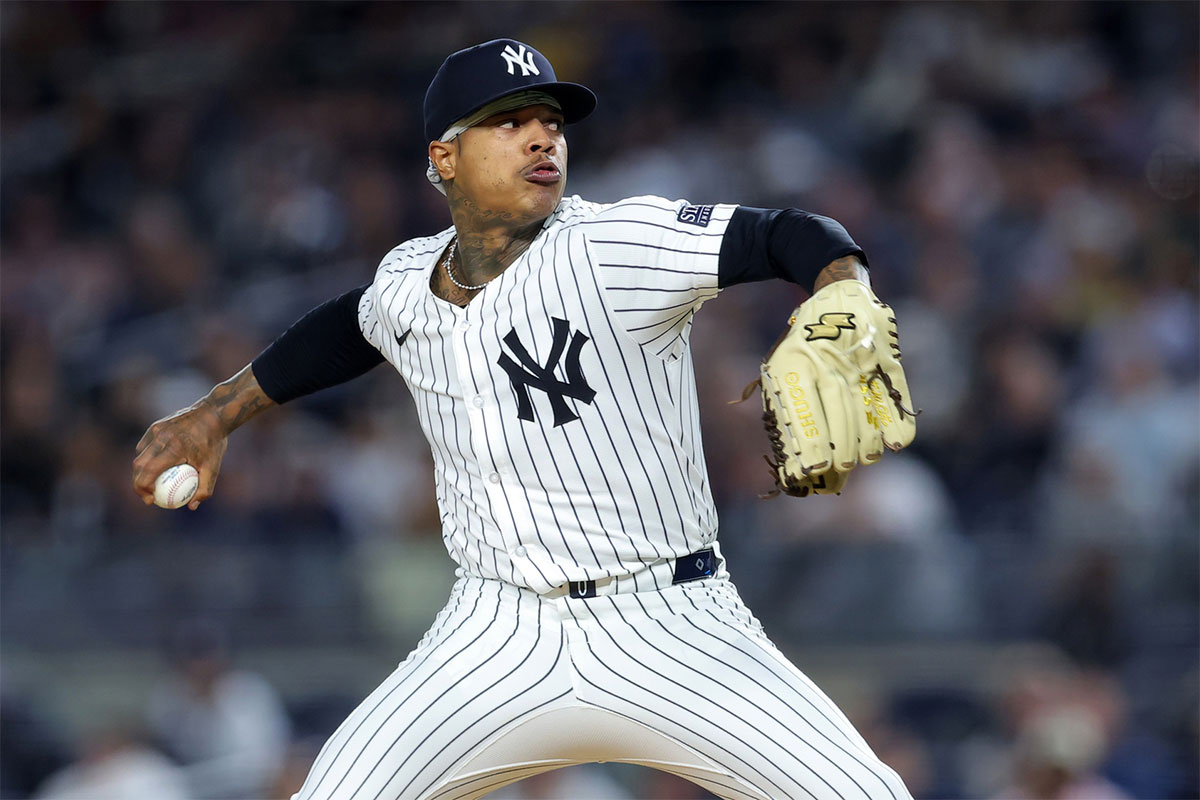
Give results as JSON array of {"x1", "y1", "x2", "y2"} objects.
[{"x1": 501, "y1": 43, "x2": 539, "y2": 77}]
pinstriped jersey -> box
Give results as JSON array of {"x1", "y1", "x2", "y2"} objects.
[{"x1": 358, "y1": 195, "x2": 737, "y2": 593}]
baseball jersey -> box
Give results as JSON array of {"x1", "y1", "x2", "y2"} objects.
[{"x1": 358, "y1": 195, "x2": 737, "y2": 594}]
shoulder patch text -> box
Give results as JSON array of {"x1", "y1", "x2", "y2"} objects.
[{"x1": 676, "y1": 204, "x2": 714, "y2": 228}]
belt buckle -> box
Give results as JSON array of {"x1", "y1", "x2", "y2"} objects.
[{"x1": 568, "y1": 580, "x2": 597, "y2": 599}]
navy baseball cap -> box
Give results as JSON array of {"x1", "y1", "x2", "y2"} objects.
[{"x1": 423, "y1": 39, "x2": 597, "y2": 142}]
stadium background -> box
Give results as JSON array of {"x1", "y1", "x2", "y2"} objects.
[{"x1": 1, "y1": 2, "x2": 1197, "y2": 798}]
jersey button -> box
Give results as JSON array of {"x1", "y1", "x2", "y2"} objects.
[
  {"x1": 488, "y1": 472, "x2": 501, "y2": 484},
  {"x1": 472, "y1": 395, "x2": 485, "y2": 407},
  {"x1": 514, "y1": 545, "x2": 528, "y2": 558}
]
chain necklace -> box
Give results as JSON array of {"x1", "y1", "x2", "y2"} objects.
[{"x1": 442, "y1": 238, "x2": 492, "y2": 292}]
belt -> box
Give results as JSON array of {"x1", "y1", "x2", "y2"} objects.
[{"x1": 562, "y1": 547, "x2": 719, "y2": 599}]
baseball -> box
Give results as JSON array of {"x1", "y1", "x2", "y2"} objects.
[{"x1": 153, "y1": 464, "x2": 199, "y2": 509}]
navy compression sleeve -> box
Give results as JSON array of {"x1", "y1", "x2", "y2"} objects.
[
  {"x1": 717, "y1": 206, "x2": 867, "y2": 293},
  {"x1": 251, "y1": 286, "x2": 385, "y2": 404}
]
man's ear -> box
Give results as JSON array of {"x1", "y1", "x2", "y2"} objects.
[{"x1": 429, "y1": 140, "x2": 457, "y2": 183}]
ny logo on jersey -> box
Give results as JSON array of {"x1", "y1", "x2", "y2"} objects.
[
  {"x1": 500, "y1": 44, "x2": 539, "y2": 77},
  {"x1": 497, "y1": 318, "x2": 595, "y2": 427},
  {"x1": 804, "y1": 313, "x2": 856, "y2": 341}
]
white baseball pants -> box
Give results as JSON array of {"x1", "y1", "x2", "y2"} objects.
[{"x1": 293, "y1": 574, "x2": 912, "y2": 800}]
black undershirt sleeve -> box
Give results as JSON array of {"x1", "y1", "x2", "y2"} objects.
[
  {"x1": 717, "y1": 206, "x2": 867, "y2": 293},
  {"x1": 250, "y1": 285, "x2": 385, "y2": 404}
]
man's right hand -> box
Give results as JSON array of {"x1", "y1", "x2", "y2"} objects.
[
  {"x1": 132, "y1": 364, "x2": 276, "y2": 510},
  {"x1": 133, "y1": 404, "x2": 229, "y2": 510}
]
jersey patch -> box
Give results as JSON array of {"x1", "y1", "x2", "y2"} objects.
[{"x1": 676, "y1": 204, "x2": 714, "y2": 228}]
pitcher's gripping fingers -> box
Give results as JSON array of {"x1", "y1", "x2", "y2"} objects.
[{"x1": 133, "y1": 404, "x2": 228, "y2": 510}]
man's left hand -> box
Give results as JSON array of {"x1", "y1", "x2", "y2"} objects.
[{"x1": 757, "y1": 279, "x2": 917, "y2": 498}]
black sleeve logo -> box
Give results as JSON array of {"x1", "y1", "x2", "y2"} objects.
[{"x1": 676, "y1": 204, "x2": 714, "y2": 227}]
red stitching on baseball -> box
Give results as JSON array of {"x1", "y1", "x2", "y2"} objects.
[{"x1": 166, "y1": 469, "x2": 194, "y2": 506}]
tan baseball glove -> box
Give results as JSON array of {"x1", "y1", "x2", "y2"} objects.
[{"x1": 752, "y1": 280, "x2": 917, "y2": 497}]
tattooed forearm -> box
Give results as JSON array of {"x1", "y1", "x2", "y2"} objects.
[
  {"x1": 198, "y1": 365, "x2": 276, "y2": 433},
  {"x1": 813, "y1": 256, "x2": 870, "y2": 292}
]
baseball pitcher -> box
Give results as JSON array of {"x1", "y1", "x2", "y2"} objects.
[{"x1": 133, "y1": 39, "x2": 916, "y2": 800}]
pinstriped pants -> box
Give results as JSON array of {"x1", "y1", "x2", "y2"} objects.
[{"x1": 293, "y1": 575, "x2": 912, "y2": 800}]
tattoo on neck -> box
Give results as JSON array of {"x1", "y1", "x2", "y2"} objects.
[
  {"x1": 431, "y1": 254, "x2": 477, "y2": 307},
  {"x1": 445, "y1": 188, "x2": 545, "y2": 286}
]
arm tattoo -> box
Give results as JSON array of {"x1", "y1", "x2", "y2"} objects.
[
  {"x1": 200, "y1": 365, "x2": 276, "y2": 433},
  {"x1": 813, "y1": 256, "x2": 870, "y2": 292}
]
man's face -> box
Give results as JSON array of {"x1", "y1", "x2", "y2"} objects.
[{"x1": 435, "y1": 104, "x2": 567, "y2": 223}]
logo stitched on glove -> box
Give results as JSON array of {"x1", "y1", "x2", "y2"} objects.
[
  {"x1": 785, "y1": 373, "x2": 821, "y2": 439},
  {"x1": 859, "y1": 374, "x2": 894, "y2": 429},
  {"x1": 804, "y1": 313, "x2": 856, "y2": 341}
]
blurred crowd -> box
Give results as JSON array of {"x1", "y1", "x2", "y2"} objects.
[{"x1": 1, "y1": 2, "x2": 1196, "y2": 798}]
